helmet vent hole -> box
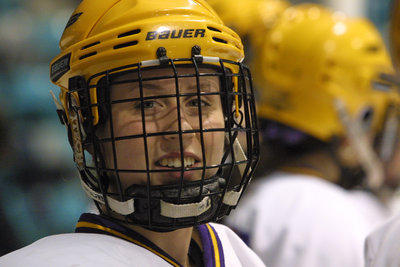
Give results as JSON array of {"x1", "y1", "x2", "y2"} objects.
[
  {"x1": 365, "y1": 45, "x2": 380, "y2": 53},
  {"x1": 359, "y1": 107, "x2": 374, "y2": 130},
  {"x1": 114, "y1": 40, "x2": 139, "y2": 49},
  {"x1": 82, "y1": 41, "x2": 100, "y2": 50},
  {"x1": 207, "y1": 26, "x2": 222, "y2": 32},
  {"x1": 212, "y1": 37, "x2": 227, "y2": 44},
  {"x1": 118, "y1": 29, "x2": 141, "y2": 38},
  {"x1": 79, "y1": 51, "x2": 97, "y2": 60},
  {"x1": 372, "y1": 81, "x2": 391, "y2": 92}
]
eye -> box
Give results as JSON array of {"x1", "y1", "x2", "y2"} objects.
[
  {"x1": 134, "y1": 100, "x2": 156, "y2": 109},
  {"x1": 187, "y1": 98, "x2": 209, "y2": 107}
]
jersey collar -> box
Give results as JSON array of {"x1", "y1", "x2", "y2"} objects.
[{"x1": 75, "y1": 213, "x2": 225, "y2": 267}]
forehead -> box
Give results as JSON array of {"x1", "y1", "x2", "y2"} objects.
[
  {"x1": 112, "y1": 65, "x2": 221, "y2": 87},
  {"x1": 107, "y1": 65, "x2": 223, "y2": 100},
  {"x1": 122, "y1": 65, "x2": 221, "y2": 77}
]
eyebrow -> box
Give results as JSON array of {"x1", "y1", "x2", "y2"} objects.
[
  {"x1": 187, "y1": 79, "x2": 220, "y2": 91},
  {"x1": 141, "y1": 82, "x2": 164, "y2": 90},
  {"x1": 115, "y1": 76, "x2": 220, "y2": 95},
  {"x1": 140, "y1": 79, "x2": 219, "y2": 91}
]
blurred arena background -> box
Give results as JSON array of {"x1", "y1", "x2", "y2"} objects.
[{"x1": 0, "y1": 0, "x2": 393, "y2": 255}]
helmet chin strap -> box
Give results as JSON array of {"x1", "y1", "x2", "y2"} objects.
[
  {"x1": 221, "y1": 136, "x2": 249, "y2": 205},
  {"x1": 79, "y1": 175, "x2": 135, "y2": 215},
  {"x1": 334, "y1": 98, "x2": 384, "y2": 190},
  {"x1": 78, "y1": 136, "x2": 249, "y2": 220}
]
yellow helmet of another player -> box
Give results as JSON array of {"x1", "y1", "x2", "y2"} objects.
[{"x1": 256, "y1": 4, "x2": 396, "y2": 142}]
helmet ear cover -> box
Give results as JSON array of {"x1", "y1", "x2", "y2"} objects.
[{"x1": 68, "y1": 76, "x2": 94, "y2": 132}]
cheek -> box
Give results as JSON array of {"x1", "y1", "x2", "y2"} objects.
[
  {"x1": 113, "y1": 110, "x2": 142, "y2": 136},
  {"x1": 203, "y1": 112, "x2": 225, "y2": 162},
  {"x1": 101, "y1": 113, "x2": 146, "y2": 168},
  {"x1": 212, "y1": 132, "x2": 225, "y2": 161}
]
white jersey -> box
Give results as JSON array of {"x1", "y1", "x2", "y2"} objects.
[
  {"x1": 0, "y1": 213, "x2": 265, "y2": 267},
  {"x1": 365, "y1": 213, "x2": 400, "y2": 267},
  {"x1": 347, "y1": 189, "x2": 389, "y2": 229},
  {"x1": 224, "y1": 171, "x2": 388, "y2": 267}
]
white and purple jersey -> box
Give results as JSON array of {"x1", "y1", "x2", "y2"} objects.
[{"x1": 0, "y1": 213, "x2": 265, "y2": 267}]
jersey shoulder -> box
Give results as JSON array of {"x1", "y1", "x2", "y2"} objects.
[
  {"x1": 0, "y1": 233, "x2": 169, "y2": 267},
  {"x1": 210, "y1": 223, "x2": 265, "y2": 267},
  {"x1": 365, "y1": 214, "x2": 400, "y2": 267}
]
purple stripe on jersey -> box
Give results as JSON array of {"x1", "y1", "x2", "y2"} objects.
[
  {"x1": 197, "y1": 224, "x2": 215, "y2": 267},
  {"x1": 208, "y1": 224, "x2": 225, "y2": 267},
  {"x1": 197, "y1": 224, "x2": 225, "y2": 267}
]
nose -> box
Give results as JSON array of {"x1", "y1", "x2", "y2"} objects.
[{"x1": 161, "y1": 108, "x2": 197, "y2": 146}]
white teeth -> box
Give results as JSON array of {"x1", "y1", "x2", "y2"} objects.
[
  {"x1": 186, "y1": 157, "x2": 194, "y2": 167},
  {"x1": 159, "y1": 157, "x2": 196, "y2": 168},
  {"x1": 160, "y1": 158, "x2": 168, "y2": 166},
  {"x1": 172, "y1": 158, "x2": 181, "y2": 168}
]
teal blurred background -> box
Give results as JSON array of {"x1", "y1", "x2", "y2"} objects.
[{"x1": 0, "y1": 0, "x2": 393, "y2": 255}]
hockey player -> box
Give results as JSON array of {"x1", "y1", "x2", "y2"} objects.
[
  {"x1": 224, "y1": 4, "x2": 399, "y2": 267},
  {"x1": 0, "y1": 1, "x2": 264, "y2": 266}
]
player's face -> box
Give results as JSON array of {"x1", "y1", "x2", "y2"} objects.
[{"x1": 97, "y1": 67, "x2": 226, "y2": 189}]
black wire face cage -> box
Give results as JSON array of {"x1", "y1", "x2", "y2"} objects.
[{"x1": 65, "y1": 56, "x2": 259, "y2": 231}]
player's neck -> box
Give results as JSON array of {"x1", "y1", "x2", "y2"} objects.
[{"x1": 130, "y1": 225, "x2": 196, "y2": 267}]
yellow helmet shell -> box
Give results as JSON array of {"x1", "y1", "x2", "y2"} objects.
[
  {"x1": 50, "y1": 0, "x2": 244, "y2": 125},
  {"x1": 255, "y1": 4, "x2": 395, "y2": 142}
]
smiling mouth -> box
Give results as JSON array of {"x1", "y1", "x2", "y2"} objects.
[{"x1": 157, "y1": 157, "x2": 197, "y2": 168}]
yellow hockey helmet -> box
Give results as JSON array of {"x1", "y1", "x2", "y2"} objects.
[
  {"x1": 256, "y1": 4, "x2": 395, "y2": 142},
  {"x1": 51, "y1": 0, "x2": 245, "y2": 126},
  {"x1": 255, "y1": 4, "x2": 399, "y2": 190},
  {"x1": 49, "y1": 0, "x2": 259, "y2": 231}
]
